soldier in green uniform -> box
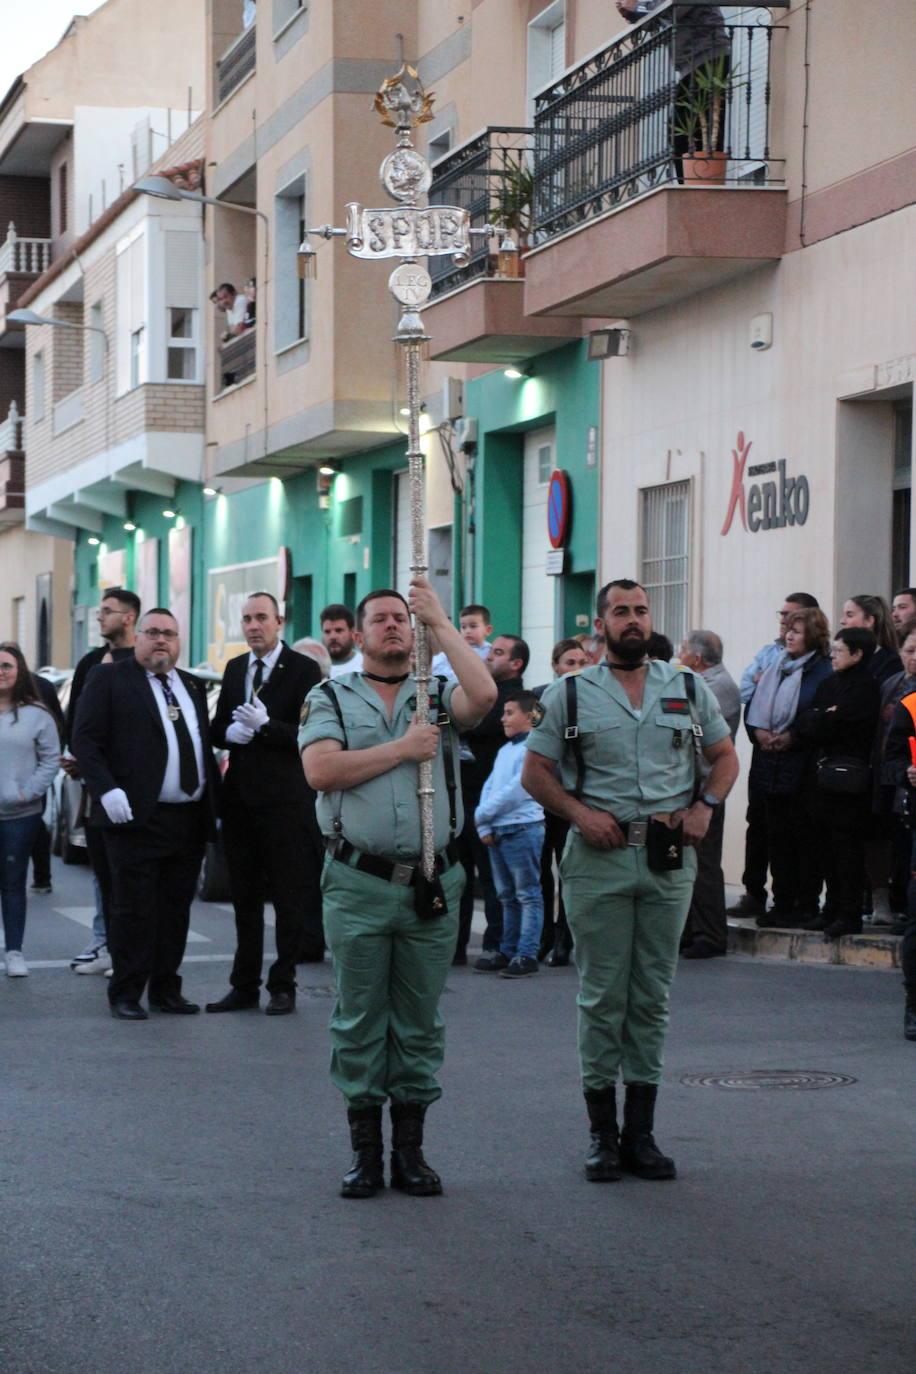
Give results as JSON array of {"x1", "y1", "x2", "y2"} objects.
[
  {"x1": 522, "y1": 579, "x2": 738, "y2": 1182},
  {"x1": 300, "y1": 577, "x2": 496, "y2": 1199}
]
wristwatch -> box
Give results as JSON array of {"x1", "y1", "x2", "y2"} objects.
[{"x1": 698, "y1": 792, "x2": 719, "y2": 809}]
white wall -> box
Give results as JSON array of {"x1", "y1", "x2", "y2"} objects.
[
  {"x1": 73, "y1": 105, "x2": 202, "y2": 233},
  {"x1": 600, "y1": 205, "x2": 916, "y2": 878}
]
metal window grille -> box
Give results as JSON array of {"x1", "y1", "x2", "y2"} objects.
[{"x1": 640, "y1": 480, "x2": 691, "y2": 646}]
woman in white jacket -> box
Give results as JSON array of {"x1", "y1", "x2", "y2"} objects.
[{"x1": 0, "y1": 642, "x2": 60, "y2": 976}]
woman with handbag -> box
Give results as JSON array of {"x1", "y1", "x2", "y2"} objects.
[
  {"x1": 788, "y1": 628, "x2": 881, "y2": 939},
  {"x1": 746, "y1": 608, "x2": 833, "y2": 927}
]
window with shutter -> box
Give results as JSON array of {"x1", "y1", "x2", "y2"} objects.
[
  {"x1": 116, "y1": 229, "x2": 147, "y2": 395},
  {"x1": 723, "y1": 6, "x2": 772, "y2": 180},
  {"x1": 640, "y1": 481, "x2": 691, "y2": 647}
]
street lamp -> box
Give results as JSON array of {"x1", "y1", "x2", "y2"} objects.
[
  {"x1": 297, "y1": 56, "x2": 502, "y2": 879},
  {"x1": 134, "y1": 174, "x2": 270, "y2": 457},
  {"x1": 8, "y1": 308, "x2": 109, "y2": 350}
]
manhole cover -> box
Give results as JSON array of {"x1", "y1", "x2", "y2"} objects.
[{"x1": 680, "y1": 1070, "x2": 857, "y2": 1091}]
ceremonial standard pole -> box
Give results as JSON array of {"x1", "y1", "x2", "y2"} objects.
[{"x1": 298, "y1": 58, "x2": 499, "y2": 877}]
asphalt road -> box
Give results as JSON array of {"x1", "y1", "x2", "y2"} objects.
[{"x1": 1, "y1": 858, "x2": 912, "y2": 1374}]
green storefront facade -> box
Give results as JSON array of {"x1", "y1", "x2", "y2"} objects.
[{"x1": 72, "y1": 340, "x2": 599, "y2": 671}]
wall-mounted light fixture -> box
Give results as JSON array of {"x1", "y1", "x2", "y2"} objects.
[
  {"x1": 203, "y1": 485, "x2": 221, "y2": 497},
  {"x1": 503, "y1": 365, "x2": 530, "y2": 380},
  {"x1": 587, "y1": 327, "x2": 631, "y2": 360},
  {"x1": 162, "y1": 508, "x2": 177, "y2": 519},
  {"x1": 123, "y1": 521, "x2": 137, "y2": 532},
  {"x1": 88, "y1": 536, "x2": 100, "y2": 547}
]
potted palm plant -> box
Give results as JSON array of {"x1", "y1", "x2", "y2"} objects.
[
  {"x1": 674, "y1": 56, "x2": 741, "y2": 184},
  {"x1": 492, "y1": 158, "x2": 533, "y2": 277}
]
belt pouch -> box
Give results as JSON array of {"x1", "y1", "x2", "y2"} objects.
[{"x1": 647, "y1": 818, "x2": 684, "y2": 872}]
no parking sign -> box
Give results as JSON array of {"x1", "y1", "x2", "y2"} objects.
[{"x1": 547, "y1": 469, "x2": 572, "y2": 549}]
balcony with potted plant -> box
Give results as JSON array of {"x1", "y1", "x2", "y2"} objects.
[
  {"x1": 524, "y1": 1, "x2": 788, "y2": 321},
  {"x1": 421, "y1": 127, "x2": 580, "y2": 365}
]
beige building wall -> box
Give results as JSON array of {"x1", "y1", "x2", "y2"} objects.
[{"x1": 0, "y1": 526, "x2": 72, "y2": 667}]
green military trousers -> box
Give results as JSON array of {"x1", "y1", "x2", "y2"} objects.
[
  {"x1": 560, "y1": 833, "x2": 697, "y2": 1089},
  {"x1": 321, "y1": 854, "x2": 464, "y2": 1109}
]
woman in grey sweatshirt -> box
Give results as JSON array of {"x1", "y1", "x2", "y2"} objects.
[{"x1": 0, "y1": 642, "x2": 61, "y2": 976}]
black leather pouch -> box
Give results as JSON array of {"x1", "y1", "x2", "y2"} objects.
[
  {"x1": 414, "y1": 871, "x2": 449, "y2": 920},
  {"x1": 647, "y1": 818, "x2": 684, "y2": 872}
]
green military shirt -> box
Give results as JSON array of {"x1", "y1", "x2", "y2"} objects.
[
  {"x1": 298, "y1": 672, "x2": 463, "y2": 859},
  {"x1": 526, "y1": 661, "x2": 730, "y2": 823}
]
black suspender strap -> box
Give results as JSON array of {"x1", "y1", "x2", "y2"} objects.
[
  {"x1": 682, "y1": 671, "x2": 705, "y2": 801},
  {"x1": 434, "y1": 675, "x2": 458, "y2": 838},
  {"x1": 319, "y1": 681, "x2": 347, "y2": 832},
  {"x1": 564, "y1": 674, "x2": 587, "y2": 800}
]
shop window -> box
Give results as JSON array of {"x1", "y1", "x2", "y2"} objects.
[
  {"x1": 640, "y1": 480, "x2": 691, "y2": 646},
  {"x1": 167, "y1": 307, "x2": 198, "y2": 381}
]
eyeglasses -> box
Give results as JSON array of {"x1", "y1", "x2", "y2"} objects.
[{"x1": 140, "y1": 629, "x2": 179, "y2": 641}]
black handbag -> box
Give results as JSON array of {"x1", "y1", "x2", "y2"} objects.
[{"x1": 816, "y1": 755, "x2": 871, "y2": 795}]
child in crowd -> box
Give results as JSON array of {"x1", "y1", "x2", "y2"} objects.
[
  {"x1": 473, "y1": 691, "x2": 545, "y2": 978},
  {"x1": 431, "y1": 604, "x2": 493, "y2": 679}
]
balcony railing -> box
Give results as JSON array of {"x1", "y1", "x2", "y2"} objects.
[
  {"x1": 217, "y1": 24, "x2": 257, "y2": 105},
  {"x1": 427, "y1": 128, "x2": 533, "y2": 300},
  {"x1": 532, "y1": 2, "x2": 782, "y2": 245},
  {"x1": 0, "y1": 225, "x2": 52, "y2": 279},
  {"x1": 0, "y1": 400, "x2": 23, "y2": 453},
  {"x1": 219, "y1": 328, "x2": 256, "y2": 390}
]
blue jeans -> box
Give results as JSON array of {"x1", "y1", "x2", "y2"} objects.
[
  {"x1": 489, "y1": 822, "x2": 545, "y2": 962},
  {"x1": 0, "y1": 814, "x2": 43, "y2": 952}
]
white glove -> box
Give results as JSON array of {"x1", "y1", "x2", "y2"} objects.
[
  {"x1": 101, "y1": 788, "x2": 134, "y2": 824},
  {"x1": 225, "y1": 720, "x2": 256, "y2": 746},
  {"x1": 234, "y1": 699, "x2": 269, "y2": 733}
]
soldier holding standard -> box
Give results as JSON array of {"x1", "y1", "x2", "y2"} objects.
[
  {"x1": 523, "y1": 580, "x2": 738, "y2": 1182},
  {"x1": 301, "y1": 577, "x2": 496, "y2": 1199}
]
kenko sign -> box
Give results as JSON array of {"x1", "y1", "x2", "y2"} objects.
[{"x1": 721, "y1": 432, "x2": 810, "y2": 536}]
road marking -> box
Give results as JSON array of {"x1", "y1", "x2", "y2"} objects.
[
  {"x1": 14, "y1": 953, "x2": 237, "y2": 971},
  {"x1": 54, "y1": 906, "x2": 210, "y2": 943}
]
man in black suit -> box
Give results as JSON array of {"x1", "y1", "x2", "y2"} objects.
[
  {"x1": 206, "y1": 591, "x2": 322, "y2": 1016},
  {"x1": 64, "y1": 586, "x2": 141, "y2": 967},
  {"x1": 72, "y1": 608, "x2": 220, "y2": 1021}
]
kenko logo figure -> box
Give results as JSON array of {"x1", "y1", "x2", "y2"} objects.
[{"x1": 721, "y1": 432, "x2": 810, "y2": 536}]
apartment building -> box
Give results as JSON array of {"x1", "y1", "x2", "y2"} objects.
[{"x1": 0, "y1": 0, "x2": 205, "y2": 665}]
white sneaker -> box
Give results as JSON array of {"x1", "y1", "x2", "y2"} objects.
[
  {"x1": 5, "y1": 951, "x2": 29, "y2": 977},
  {"x1": 73, "y1": 944, "x2": 112, "y2": 975}
]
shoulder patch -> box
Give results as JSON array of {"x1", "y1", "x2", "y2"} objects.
[
  {"x1": 299, "y1": 699, "x2": 310, "y2": 725},
  {"x1": 659, "y1": 696, "x2": 690, "y2": 715},
  {"x1": 530, "y1": 700, "x2": 546, "y2": 727}
]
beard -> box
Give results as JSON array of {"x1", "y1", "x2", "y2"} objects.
[{"x1": 607, "y1": 627, "x2": 648, "y2": 662}]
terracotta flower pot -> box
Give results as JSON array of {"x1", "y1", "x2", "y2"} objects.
[{"x1": 682, "y1": 151, "x2": 728, "y2": 184}]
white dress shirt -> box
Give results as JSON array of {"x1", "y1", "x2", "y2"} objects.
[
  {"x1": 244, "y1": 639, "x2": 284, "y2": 701},
  {"x1": 147, "y1": 669, "x2": 206, "y2": 802}
]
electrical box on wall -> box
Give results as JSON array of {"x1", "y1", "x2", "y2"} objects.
[
  {"x1": 443, "y1": 376, "x2": 464, "y2": 422},
  {"x1": 750, "y1": 313, "x2": 773, "y2": 351}
]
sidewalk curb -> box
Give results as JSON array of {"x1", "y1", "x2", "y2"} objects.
[{"x1": 727, "y1": 921, "x2": 901, "y2": 971}]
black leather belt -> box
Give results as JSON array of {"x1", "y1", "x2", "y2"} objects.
[{"x1": 325, "y1": 837, "x2": 460, "y2": 886}]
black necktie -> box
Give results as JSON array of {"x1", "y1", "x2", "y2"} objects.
[
  {"x1": 251, "y1": 658, "x2": 264, "y2": 702},
  {"x1": 155, "y1": 674, "x2": 200, "y2": 797}
]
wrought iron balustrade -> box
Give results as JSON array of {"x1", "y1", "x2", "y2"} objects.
[
  {"x1": 532, "y1": 3, "x2": 782, "y2": 245},
  {"x1": 217, "y1": 24, "x2": 257, "y2": 105},
  {"x1": 427, "y1": 128, "x2": 533, "y2": 299}
]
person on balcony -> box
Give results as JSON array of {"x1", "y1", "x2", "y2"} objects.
[
  {"x1": 617, "y1": 2, "x2": 731, "y2": 177},
  {"x1": 215, "y1": 283, "x2": 248, "y2": 343}
]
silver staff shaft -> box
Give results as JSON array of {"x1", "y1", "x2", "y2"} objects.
[{"x1": 403, "y1": 332, "x2": 435, "y2": 879}]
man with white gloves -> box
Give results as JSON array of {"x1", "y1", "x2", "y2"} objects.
[
  {"x1": 207, "y1": 592, "x2": 322, "y2": 1016},
  {"x1": 71, "y1": 608, "x2": 221, "y2": 1020}
]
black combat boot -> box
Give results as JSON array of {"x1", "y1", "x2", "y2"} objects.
[
  {"x1": 340, "y1": 1107, "x2": 384, "y2": 1199},
  {"x1": 389, "y1": 1102, "x2": 443, "y2": 1196},
  {"x1": 584, "y1": 1088, "x2": 621, "y2": 1181},
  {"x1": 620, "y1": 1083, "x2": 677, "y2": 1180}
]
